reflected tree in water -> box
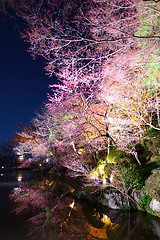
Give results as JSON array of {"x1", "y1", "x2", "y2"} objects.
[{"x1": 10, "y1": 178, "x2": 160, "y2": 240}]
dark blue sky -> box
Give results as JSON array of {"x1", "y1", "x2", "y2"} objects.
[{"x1": 0, "y1": 19, "x2": 55, "y2": 142}]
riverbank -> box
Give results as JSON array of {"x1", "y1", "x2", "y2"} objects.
[{"x1": 71, "y1": 148, "x2": 160, "y2": 219}]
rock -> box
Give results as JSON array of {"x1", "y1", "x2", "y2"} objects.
[
  {"x1": 105, "y1": 190, "x2": 128, "y2": 210},
  {"x1": 149, "y1": 198, "x2": 160, "y2": 212},
  {"x1": 132, "y1": 189, "x2": 145, "y2": 203},
  {"x1": 104, "y1": 192, "x2": 109, "y2": 199},
  {"x1": 151, "y1": 168, "x2": 160, "y2": 174}
]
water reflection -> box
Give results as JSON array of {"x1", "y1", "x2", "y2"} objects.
[
  {"x1": 0, "y1": 170, "x2": 37, "y2": 240},
  {"x1": 83, "y1": 204, "x2": 160, "y2": 240},
  {"x1": 0, "y1": 171, "x2": 160, "y2": 240},
  {"x1": 0, "y1": 169, "x2": 40, "y2": 186},
  {"x1": 16, "y1": 172, "x2": 24, "y2": 182},
  {"x1": 9, "y1": 177, "x2": 160, "y2": 240}
]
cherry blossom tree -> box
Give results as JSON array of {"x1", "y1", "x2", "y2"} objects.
[
  {"x1": 2, "y1": 3, "x2": 160, "y2": 237},
  {"x1": 13, "y1": 123, "x2": 51, "y2": 167},
  {"x1": 3, "y1": 0, "x2": 138, "y2": 76},
  {"x1": 2, "y1": 0, "x2": 159, "y2": 79},
  {"x1": 99, "y1": 51, "x2": 160, "y2": 149},
  {"x1": 3, "y1": 0, "x2": 159, "y2": 177},
  {"x1": 4, "y1": 0, "x2": 158, "y2": 132}
]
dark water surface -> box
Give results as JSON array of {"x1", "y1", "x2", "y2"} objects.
[
  {"x1": 0, "y1": 170, "x2": 160, "y2": 240},
  {"x1": 0, "y1": 170, "x2": 35, "y2": 240}
]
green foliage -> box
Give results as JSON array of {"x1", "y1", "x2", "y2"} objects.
[
  {"x1": 142, "y1": 160, "x2": 160, "y2": 172},
  {"x1": 119, "y1": 161, "x2": 144, "y2": 189},
  {"x1": 142, "y1": 128, "x2": 160, "y2": 155},
  {"x1": 145, "y1": 172, "x2": 160, "y2": 201},
  {"x1": 63, "y1": 114, "x2": 73, "y2": 120},
  {"x1": 145, "y1": 205, "x2": 160, "y2": 218},
  {"x1": 136, "y1": 1, "x2": 160, "y2": 91},
  {"x1": 49, "y1": 126, "x2": 62, "y2": 141},
  {"x1": 121, "y1": 205, "x2": 131, "y2": 211},
  {"x1": 49, "y1": 114, "x2": 73, "y2": 141},
  {"x1": 132, "y1": 178, "x2": 144, "y2": 190},
  {"x1": 139, "y1": 195, "x2": 152, "y2": 209},
  {"x1": 143, "y1": 128, "x2": 160, "y2": 138},
  {"x1": 136, "y1": 1, "x2": 160, "y2": 42},
  {"x1": 104, "y1": 163, "x2": 115, "y2": 176},
  {"x1": 133, "y1": 162, "x2": 160, "y2": 190},
  {"x1": 105, "y1": 148, "x2": 155, "y2": 190},
  {"x1": 96, "y1": 194, "x2": 109, "y2": 206},
  {"x1": 46, "y1": 207, "x2": 52, "y2": 219},
  {"x1": 142, "y1": 63, "x2": 160, "y2": 90},
  {"x1": 107, "y1": 149, "x2": 126, "y2": 163},
  {"x1": 118, "y1": 158, "x2": 159, "y2": 190}
]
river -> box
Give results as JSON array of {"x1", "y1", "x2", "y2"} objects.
[{"x1": 0, "y1": 169, "x2": 160, "y2": 240}]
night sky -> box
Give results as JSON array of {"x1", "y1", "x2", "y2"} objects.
[{"x1": 0, "y1": 18, "x2": 55, "y2": 142}]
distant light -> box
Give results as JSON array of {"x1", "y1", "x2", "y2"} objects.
[
  {"x1": 18, "y1": 178, "x2": 22, "y2": 182},
  {"x1": 45, "y1": 158, "x2": 50, "y2": 163},
  {"x1": 17, "y1": 173, "x2": 23, "y2": 182},
  {"x1": 39, "y1": 164, "x2": 42, "y2": 167},
  {"x1": 2, "y1": 166, "x2": 4, "y2": 169},
  {"x1": 1, "y1": 174, "x2": 3, "y2": 176},
  {"x1": 17, "y1": 177, "x2": 22, "y2": 182}
]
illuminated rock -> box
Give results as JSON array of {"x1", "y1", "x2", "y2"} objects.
[{"x1": 149, "y1": 199, "x2": 160, "y2": 212}]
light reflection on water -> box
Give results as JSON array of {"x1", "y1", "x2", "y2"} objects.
[
  {"x1": 0, "y1": 170, "x2": 40, "y2": 186},
  {"x1": 0, "y1": 171, "x2": 160, "y2": 240}
]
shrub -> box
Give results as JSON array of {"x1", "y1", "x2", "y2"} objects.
[
  {"x1": 107, "y1": 149, "x2": 126, "y2": 163},
  {"x1": 145, "y1": 172, "x2": 160, "y2": 201},
  {"x1": 141, "y1": 128, "x2": 160, "y2": 156},
  {"x1": 119, "y1": 161, "x2": 144, "y2": 189},
  {"x1": 139, "y1": 195, "x2": 152, "y2": 208}
]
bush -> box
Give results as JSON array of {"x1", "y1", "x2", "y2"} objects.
[
  {"x1": 139, "y1": 195, "x2": 152, "y2": 208},
  {"x1": 141, "y1": 128, "x2": 160, "y2": 156},
  {"x1": 107, "y1": 149, "x2": 126, "y2": 163},
  {"x1": 145, "y1": 172, "x2": 160, "y2": 201},
  {"x1": 119, "y1": 161, "x2": 144, "y2": 189}
]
